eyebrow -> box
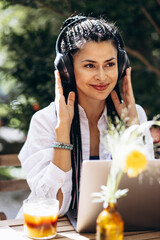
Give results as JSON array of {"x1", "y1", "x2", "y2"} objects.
[{"x1": 81, "y1": 57, "x2": 116, "y2": 63}]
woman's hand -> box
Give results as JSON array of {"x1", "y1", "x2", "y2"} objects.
[
  {"x1": 55, "y1": 71, "x2": 75, "y2": 130},
  {"x1": 111, "y1": 67, "x2": 139, "y2": 126},
  {"x1": 53, "y1": 71, "x2": 75, "y2": 203}
]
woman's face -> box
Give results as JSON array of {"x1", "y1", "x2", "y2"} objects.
[{"x1": 73, "y1": 40, "x2": 118, "y2": 106}]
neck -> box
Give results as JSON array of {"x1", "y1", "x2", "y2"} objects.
[{"x1": 79, "y1": 99, "x2": 106, "y2": 124}]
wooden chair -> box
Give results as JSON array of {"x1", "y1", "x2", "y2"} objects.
[{"x1": 0, "y1": 154, "x2": 29, "y2": 220}]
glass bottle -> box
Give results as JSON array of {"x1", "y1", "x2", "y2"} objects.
[{"x1": 96, "y1": 203, "x2": 124, "y2": 240}]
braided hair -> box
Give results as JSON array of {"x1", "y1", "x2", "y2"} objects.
[{"x1": 57, "y1": 15, "x2": 124, "y2": 209}]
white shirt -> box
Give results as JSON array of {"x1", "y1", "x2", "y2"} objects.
[{"x1": 17, "y1": 102, "x2": 154, "y2": 218}]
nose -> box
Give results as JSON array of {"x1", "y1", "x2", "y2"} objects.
[{"x1": 96, "y1": 67, "x2": 106, "y2": 81}]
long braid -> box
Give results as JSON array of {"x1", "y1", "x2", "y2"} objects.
[{"x1": 70, "y1": 90, "x2": 82, "y2": 209}]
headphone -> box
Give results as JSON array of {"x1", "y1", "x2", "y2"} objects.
[{"x1": 54, "y1": 17, "x2": 130, "y2": 84}]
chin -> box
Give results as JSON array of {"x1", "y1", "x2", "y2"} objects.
[{"x1": 91, "y1": 94, "x2": 109, "y2": 101}]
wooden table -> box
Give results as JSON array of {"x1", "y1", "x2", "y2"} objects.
[{"x1": 0, "y1": 217, "x2": 160, "y2": 239}]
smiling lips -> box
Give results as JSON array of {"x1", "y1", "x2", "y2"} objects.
[{"x1": 90, "y1": 83, "x2": 109, "y2": 91}]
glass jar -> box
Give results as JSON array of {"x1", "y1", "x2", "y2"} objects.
[{"x1": 96, "y1": 203, "x2": 124, "y2": 240}]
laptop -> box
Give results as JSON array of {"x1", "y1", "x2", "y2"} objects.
[{"x1": 67, "y1": 160, "x2": 160, "y2": 233}]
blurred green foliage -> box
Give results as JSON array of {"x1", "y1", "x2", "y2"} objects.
[
  {"x1": 0, "y1": 166, "x2": 25, "y2": 180},
  {"x1": 0, "y1": 167, "x2": 13, "y2": 180},
  {"x1": 0, "y1": 0, "x2": 160, "y2": 134}
]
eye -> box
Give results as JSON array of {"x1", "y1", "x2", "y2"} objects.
[
  {"x1": 106, "y1": 62, "x2": 116, "y2": 67},
  {"x1": 84, "y1": 63, "x2": 95, "y2": 68}
]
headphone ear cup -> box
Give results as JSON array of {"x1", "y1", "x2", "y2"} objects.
[
  {"x1": 118, "y1": 49, "x2": 130, "y2": 80},
  {"x1": 54, "y1": 53, "x2": 74, "y2": 84}
]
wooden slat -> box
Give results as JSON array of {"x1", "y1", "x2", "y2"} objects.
[
  {"x1": 0, "y1": 218, "x2": 24, "y2": 227},
  {"x1": 1, "y1": 218, "x2": 160, "y2": 240},
  {"x1": 0, "y1": 179, "x2": 29, "y2": 192},
  {"x1": 0, "y1": 218, "x2": 67, "y2": 227},
  {"x1": 0, "y1": 154, "x2": 20, "y2": 167},
  {"x1": 58, "y1": 220, "x2": 72, "y2": 227}
]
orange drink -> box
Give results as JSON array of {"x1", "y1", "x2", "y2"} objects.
[{"x1": 23, "y1": 199, "x2": 59, "y2": 239}]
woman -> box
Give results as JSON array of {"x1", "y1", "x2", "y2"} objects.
[{"x1": 17, "y1": 15, "x2": 154, "y2": 217}]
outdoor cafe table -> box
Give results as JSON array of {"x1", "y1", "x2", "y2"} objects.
[{"x1": 0, "y1": 217, "x2": 160, "y2": 240}]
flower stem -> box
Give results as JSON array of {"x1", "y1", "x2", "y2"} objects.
[{"x1": 115, "y1": 170, "x2": 123, "y2": 192}]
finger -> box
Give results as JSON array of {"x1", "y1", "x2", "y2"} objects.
[
  {"x1": 122, "y1": 75, "x2": 127, "y2": 99},
  {"x1": 122, "y1": 67, "x2": 134, "y2": 102},
  {"x1": 54, "y1": 70, "x2": 63, "y2": 96},
  {"x1": 125, "y1": 67, "x2": 134, "y2": 97},
  {"x1": 67, "y1": 91, "x2": 75, "y2": 107},
  {"x1": 111, "y1": 90, "x2": 122, "y2": 116},
  {"x1": 122, "y1": 68, "x2": 129, "y2": 98}
]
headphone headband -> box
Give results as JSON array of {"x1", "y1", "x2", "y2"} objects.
[{"x1": 55, "y1": 16, "x2": 126, "y2": 54}]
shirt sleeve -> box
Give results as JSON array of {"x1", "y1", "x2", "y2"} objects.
[
  {"x1": 136, "y1": 104, "x2": 155, "y2": 160},
  {"x1": 18, "y1": 102, "x2": 72, "y2": 216}
]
